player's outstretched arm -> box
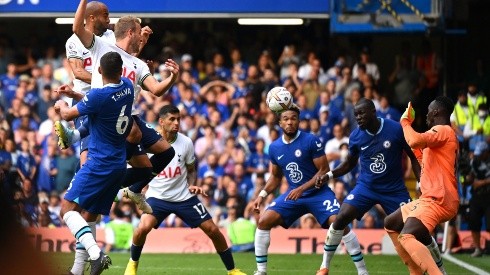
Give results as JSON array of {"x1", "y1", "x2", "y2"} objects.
[
  {"x1": 316, "y1": 152, "x2": 359, "y2": 188},
  {"x1": 73, "y1": 0, "x2": 94, "y2": 49},
  {"x1": 142, "y1": 59, "x2": 180, "y2": 97},
  {"x1": 403, "y1": 142, "x2": 421, "y2": 181},
  {"x1": 54, "y1": 100, "x2": 80, "y2": 121},
  {"x1": 253, "y1": 163, "x2": 282, "y2": 213}
]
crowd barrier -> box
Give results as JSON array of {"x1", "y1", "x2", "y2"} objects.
[{"x1": 26, "y1": 228, "x2": 489, "y2": 254}]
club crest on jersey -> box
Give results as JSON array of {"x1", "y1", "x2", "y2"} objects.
[
  {"x1": 295, "y1": 149, "x2": 302, "y2": 157},
  {"x1": 383, "y1": 140, "x2": 391, "y2": 149},
  {"x1": 346, "y1": 194, "x2": 354, "y2": 200}
]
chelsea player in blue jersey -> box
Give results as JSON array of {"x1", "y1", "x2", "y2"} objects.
[
  {"x1": 253, "y1": 104, "x2": 367, "y2": 275},
  {"x1": 316, "y1": 98, "x2": 450, "y2": 274},
  {"x1": 54, "y1": 51, "x2": 134, "y2": 275}
]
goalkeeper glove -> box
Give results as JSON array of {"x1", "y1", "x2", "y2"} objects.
[{"x1": 400, "y1": 101, "x2": 415, "y2": 125}]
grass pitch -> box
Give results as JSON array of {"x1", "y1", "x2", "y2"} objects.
[{"x1": 46, "y1": 252, "x2": 488, "y2": 274}]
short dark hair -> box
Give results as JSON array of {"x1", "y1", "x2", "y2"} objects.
[
  {"x1": 434, "y1": 96, "x2": 454, "y2": 116},
  {"x1": 100, "y1": 52, "x2": 123, "y2": 79},
  {"x1": 159, "y1": 104, "x2": 180, "y2": 118}
]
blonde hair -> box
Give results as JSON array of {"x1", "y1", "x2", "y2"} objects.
[{"x1": 114, "y1": 16, "x2": 140, "y2": 40}]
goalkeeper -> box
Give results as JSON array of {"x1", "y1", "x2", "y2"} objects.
[{"x1": 384, "y1": 97, "x2": 458, "y2": 275}]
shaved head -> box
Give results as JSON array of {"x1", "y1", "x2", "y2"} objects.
[{"x1": 85, "y1": 1, "x2": 107, "y2": 20}]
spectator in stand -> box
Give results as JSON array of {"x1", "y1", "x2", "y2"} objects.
[
  {"x1": 450, "y1": 90, "x2": 471, "y2": 145},
  {"x1": 337, "y1": 66, "x2": 360, "y2": 103},
  {"x1": 212, "y1": 52, "x2": 231, "y2": 80},
  {"x1": 314, "y1": 90, "x2": 343, "y2": 126},
  {"x1": 376, "y1": 95, "x2": 401, "y2": 122},
  {"x1": 194, "y1": 124, "x2": 224, "y2": 162},
  {"x1": 296, "y1": 93, "x2": 314, "y2": 121},
  {"x1": 16, "y1": 139, "x2": 37, "y2": 184},
  {"x1": 324, "y1": 124, "x2": 349, "y2": 170},
  {"x1": 220, "y1": 136, "x2": 246, "y2": 175},
  {"x1": 353, "y1": 47, "x2": 380, "y2": 85},
  {"x1": 230, "y1": 48, "x2": 248, "y2": 81},
  {"x1": 341, "y1": 87, "x2": 362, "y2": 135},
  {"x1": 300, "y1": 213, "x2": 321, "y2": 229},
  {"x1": 246, "y1": 139, "x2": 269, "y2": 178},
  {"x1": 298, "y1": 51, "x2": 323, "y2": 81},
  {"x1": 278, "y1": 45, "x2": 301, "y2": 80},
  {"x1": 227, "y1": 204, "x2": 256, "y2": 252},
  {"x1": 54, "y1": 146, "x2": 78, "y2": 193},
  {"x1": 104, "y1": 205, "x2": 133, "y2": 253},
  {"x1": 37, "y1": 141, "x2": 57, "y2": 193},
  {"x1": 48, "y1": 191, "x2": 63, "y2": 227},
  {"x1": 256, "y1": 112, "x2": 279, "y2": 147},
  {"x1": 36, "y1": 63, "x2": 60, "y2": 98},
  {"x1": 463, "y1": 103, "x2": 490, "y2": 151},
  {"x1": 388, "y1": 41, "x2": 418, "y2": 111},
  {"x1": 467, "y1": 142, "x2": 490, "y2": 257},
  {"x1": 245, "y1": 64, "x2": 266, "y2": 109},
  {"x1": 231, "y1": 162, "x2": 254, "y2": 201},
  {"x1": 466, "y1": 81, "x2": 488, "y2": 119},
  {"x1": 197, "y1": 153, "x2": 225, "y2": 187},
  {"x1": 0, "y1": 62, "x2": 18, "y2": 109},
  {"x1": 180, "y1": 53, "x2": 199, "y2": 80}
]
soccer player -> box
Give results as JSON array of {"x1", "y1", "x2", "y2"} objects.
[
  {"x1": 384, "y1": 97, "x2": 459, "y2": 275},
  {"x1": 54, "y1": 51, "x2": 134, "y2": 275},
  {"x1": 58, "y1": 0, "x2": 180, "y2": 211},
  {"x1": 124, "y1": 105, "x2": 245, "y2": 275},
  {"x1": 64, "y1": 1, "x2": 152, "y2": 164},
  {"x1": 253, "y1": 104, "x2": 367, "y2": 275},
  {"x1": 315, "y1": 98, "x2": 428, "y2": 274}
]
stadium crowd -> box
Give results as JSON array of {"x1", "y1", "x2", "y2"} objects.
[{"x1": 0, "y1": 23, "x2": 489, "y2": 254}]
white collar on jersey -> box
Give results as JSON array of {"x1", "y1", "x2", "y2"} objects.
[
  {"x1": 103, "y1": 80, "x2": 124, "y2": 88},
  {"x1": 282, "y1": 130, "x2": 301, "y2": 144},
  {"x1": 366, "y1": 118, "x2": 384, "y2": 136}
]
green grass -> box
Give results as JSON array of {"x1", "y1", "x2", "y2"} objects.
[{"x1": 46, "y1": 252, "x2": 488, "y2": 275}]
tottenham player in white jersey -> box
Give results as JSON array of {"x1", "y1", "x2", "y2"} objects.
[
  {"x1": 58, "y1": 0, "x2": 179, "y2": 211},
  {"x1": 123, "y1": 105, "x2": 245, "y2": 275}
]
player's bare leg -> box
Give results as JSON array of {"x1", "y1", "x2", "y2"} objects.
[{"x1": 199, "y1": 219, "x2": 245, "y2": 274}]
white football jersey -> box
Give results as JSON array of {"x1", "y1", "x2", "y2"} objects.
[
  {"x1": 88, "y1": 35, "x2": 151, "y2": 115},
  {"x1": 145, "y1": 133, "x2": 196, "y2": 202},
  {"x1": 65, "y1": 30, "x2": 116, "y2": 95}
]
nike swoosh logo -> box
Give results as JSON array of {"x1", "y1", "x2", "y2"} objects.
[
  {"x1": 361, "y1": 145, "x2": 369, "y2": 150},
  {"x1": 82, "y1": 51, "x2": 89, "y2": 55},
  {"x1": 278, "y1": 154, "x2": 284, "y2": 160},
  {"x1": 200, "y1": 213, "x2": 208, "y2": 219}
]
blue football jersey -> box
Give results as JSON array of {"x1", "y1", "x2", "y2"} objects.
[
  {"x1": 269, "y1": 131, "x2": 327, "y2": 196},
  {"x1": 348, "y1": 118, "x2": 408, "y2": 193},
  {"x1": 76, "y1": 77, "x2": 134, "y2": 169}
]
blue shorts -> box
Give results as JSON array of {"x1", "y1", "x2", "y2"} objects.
[
  {"x1": 133, "y1": 115, "x2": 161, "y2": 150},
  {"x1": 64, "y1": 163, "x2": 126, "y2": 215},
  {"x1": 147, "y1": 196, "x2": 211, "y2": 228},
  {"x1": 267, "y1": 189, "x2": 340, "y2": 229},
  {"x1": 343, "y1": 184, "x2": 411, "y2": 220},
  {"x1": 74, "y1": 115, "x2": 90, "y2": 153}
]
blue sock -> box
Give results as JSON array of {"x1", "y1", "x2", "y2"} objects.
[
  {"x1": 122, "y1": 167, "x2": 152, "y2": 189},
  {"x1": 130, "y1": 244, "x2": 144, "y2": 261},
  {"x1": 218, "y1": 248, "x2": 235, "y2": 271}
]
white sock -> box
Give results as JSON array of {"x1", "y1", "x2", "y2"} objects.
[
  {"x1": 321, "y1": 226, "x2": 343, "y2": 269},
  {"x1": 428, "y1": 237, "x2": 446, "y2": 274},
  {"x1": 63, "y1": 211, "x2": 100, "y2": 260},
  {"x1": 71, "y1": 243, "x2": 89, "y2": 275},
  {"x1": 72, "y1": 130, "x2": 81, "y2": 142},
  {"x1": 115, "y1": 189, "x2": 124, "y2": 202},
  {"x1": 255, "y1": 229, "x2": 270, "y2": 272},
  {"x1": 343, "y1": 230, "x2": 368, "y2": 274}
]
